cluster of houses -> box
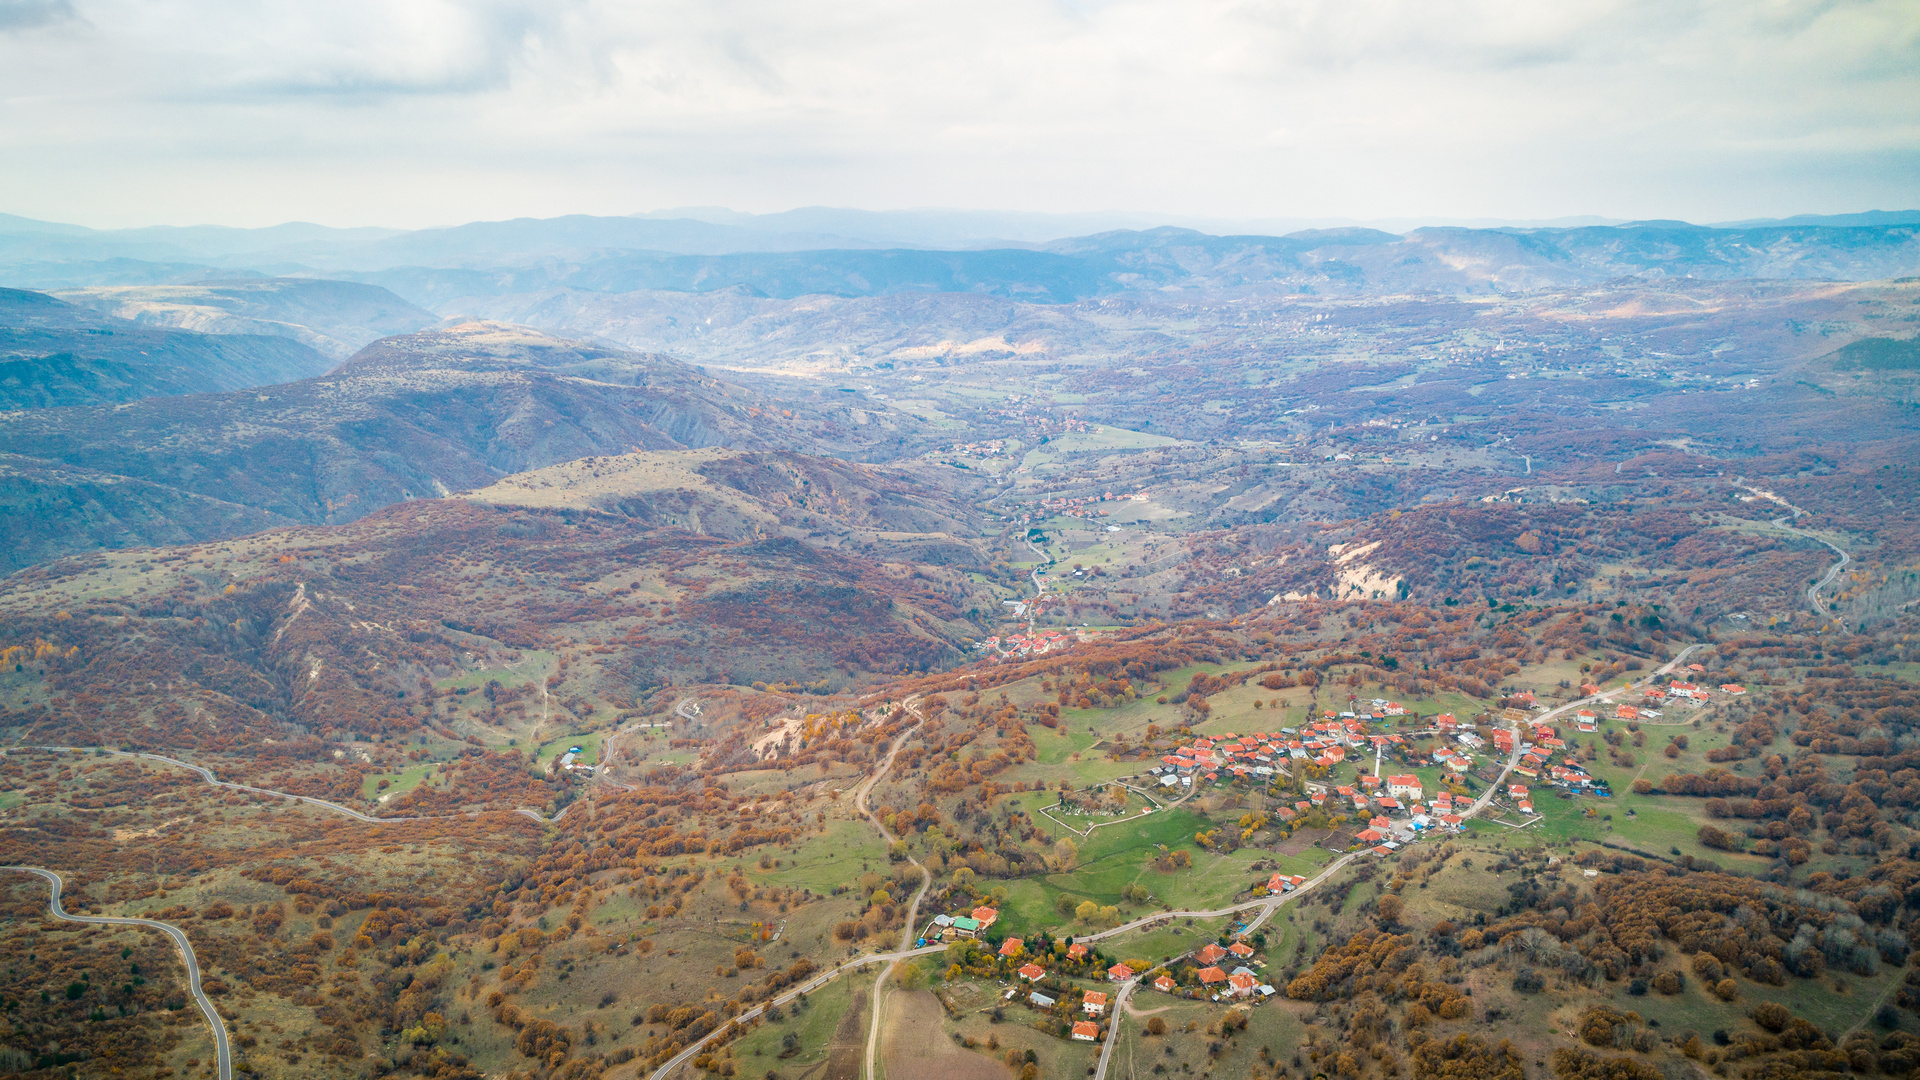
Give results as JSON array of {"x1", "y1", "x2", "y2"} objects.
[
  {"x1": 925, "y1": 905, "x2": 1001, "y2": 942},
  {"x1": 924, "y1": 439, "x2": 1007, "y2": 459},
  {"x1": 980, "y1": 629, "x2": 1072, "y2": 658},
  {"x1": 1005, "y1": 943, "x2": 1111, "y2": 1042},
  {"x1": 1137, "y1": 940, "x2": 1275, "y2": 1002},
  {"x1": 1640, "y1": 679, "x2": 1744, "y2": 708},
  {"x1": 1508, "y1": 783, "x2": 1536, "y2": 816},
  {"x1": 1149, "y1": 718, "x2": 1405, "y2": 788},
  {"x1": 1503, "y1": 720, "x2": 1601, "y2": 791},
  {"x1": 1009, "y1": 488, "x2": 1146, "y2": 527}
]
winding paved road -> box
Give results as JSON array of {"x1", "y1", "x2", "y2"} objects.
[
  {"x1": 1782, "y1": 520, "x2": 1851, "y2": 619},
  {"x1": 1, "y1": 866, "x2": 231, "y2": 1080}
]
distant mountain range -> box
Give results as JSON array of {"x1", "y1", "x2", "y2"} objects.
[{"x1": 1, "y1": 208, "x2": 1917, "y2": 306}]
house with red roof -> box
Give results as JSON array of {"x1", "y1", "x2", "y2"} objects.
[
  {"x1": 1228, "y1": 941, "x2": 1255, "y2": 959},
  {"x1": 1720, "y1": 684, "x2": 1746, "y2": 695},
  {"x1": 972, "y1": 907, "x2": 999, "y2": 929},
  {"x1": 1196, "y1": 943, "x2": 1228, "y2": 965},
  {"x1": 1018, "y1": 962, "x2": 1045, "y2": 981},
  {"x1": 1196, "y1": 966, "x2": 1227, "y2": 985},
  {"x1": 1386, "y1": 774, "x2": 1423, "y2": 801},
  {"x1": 999, "y1": 938, "x2": 1023, "y2": 958},
  {"x1": 1227, "y1": 971, "x2": 1259, "y2": 997},
  {"x1": 1071, "y1": 1020, "x2": 1100, "y2": 1041},
  {"x1": 1107, "y1": 963, "x2": 1135, "y2": 982},
  {"x1": 1082, "y1": 991, "x2": 1107, "y2": 1015},
  {"x1": 1154, "y1": 974, "x2": 1176, "y2": 992},
  {"x1": 1066, "y1": 942, "x2": 1088, "y2": 960},
  {"x1": 1615, "y1": 704, "x2": 1639, "y2": 720}
]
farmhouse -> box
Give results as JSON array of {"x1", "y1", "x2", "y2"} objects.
[{"x1": 1071, "y1": 1021, "x2": 1100, "y2": 1041}]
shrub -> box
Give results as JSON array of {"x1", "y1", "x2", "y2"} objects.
[
  {"x1": 1696, "y1": 825, "x2": 1737, "y2": 851},
  {"x1": 1750, "y1": 1001, "x2": 1791, "y2": 1033}
]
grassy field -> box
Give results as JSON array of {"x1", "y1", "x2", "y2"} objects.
[
  {"x1": 1097, "y1": 915, "x2": 1235, "y2": 966},
  {"x1": 1104, "y1": 996, "x2": 1306, "y2": 1080},
  {"x1": 729, "y1": 964, "x2": 877, "y2": 1076},
  {"x1": 742, "y1": 817, "x2": 892, "y2": 895},
  {"x1": 535, "y1": 730, "x2": 602, "y2": 765},
  {"x1": 434, "y1": 649, "x2": 554, "y2": 692},
  {"x1": 944, "y1": 989, "x2": 1101, "y2": 1080},
  {"x1": 360, "y1": 762, "x2": 436, "y2": 801},
  {"x1": 986, "y1": 807, "x2": 1315, "y2": 935}
]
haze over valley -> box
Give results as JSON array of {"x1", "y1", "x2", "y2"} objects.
[{"x1": 3, "y1": 3, "x2": 1920, "y2": 1080}]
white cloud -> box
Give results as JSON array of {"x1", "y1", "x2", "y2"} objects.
[{"x1": 0, "y1": 0, "x2": 1913, "y2": 227}]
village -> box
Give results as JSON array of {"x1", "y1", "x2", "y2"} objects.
[
  {"x1": 978, "y1": 628, "x2": 1074, "y2": 659},
  {"x1": 912, "y1": 901, "x2": 1281, "y2": 1050}
]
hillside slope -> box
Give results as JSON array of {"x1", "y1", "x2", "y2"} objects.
[
  {"x1": 0, "y1": 287, "x2": 335, "y2": 408},
  {"x1": 467, "y1": 447, "x2": 989, "y2": 565},
  {"x1": 0, "y1": 489, "x2": 996, "y2": 755},
  {"x1": 0, "y1": 322, "x2": 907, "y2": 572},
  {"x1": 52, "y1": 278, "x2": 438, "y2": 359}
]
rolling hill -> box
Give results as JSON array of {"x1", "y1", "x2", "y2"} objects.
[
  {"x1": 0, "y1": 287, "x2": 335, "y2": 408},
  {"x1": 51, "y1": 278, "x2": 438, "y2": 360},
  {"x1": 0, "y1": 322, "x2": 917, "y2": 572}
]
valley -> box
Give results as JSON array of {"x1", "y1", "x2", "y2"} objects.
[{"x1": 0, "y1": 217, "x2": 1916, "y2": 1080}]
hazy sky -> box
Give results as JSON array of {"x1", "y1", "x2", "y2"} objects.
[{"x1": 1, "y1": 0, "x2": 1915, "y2": 228}]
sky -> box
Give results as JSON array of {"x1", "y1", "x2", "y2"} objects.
[{"x1": 0, "y1": 0, "x2": 1915, "y2": 229}]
